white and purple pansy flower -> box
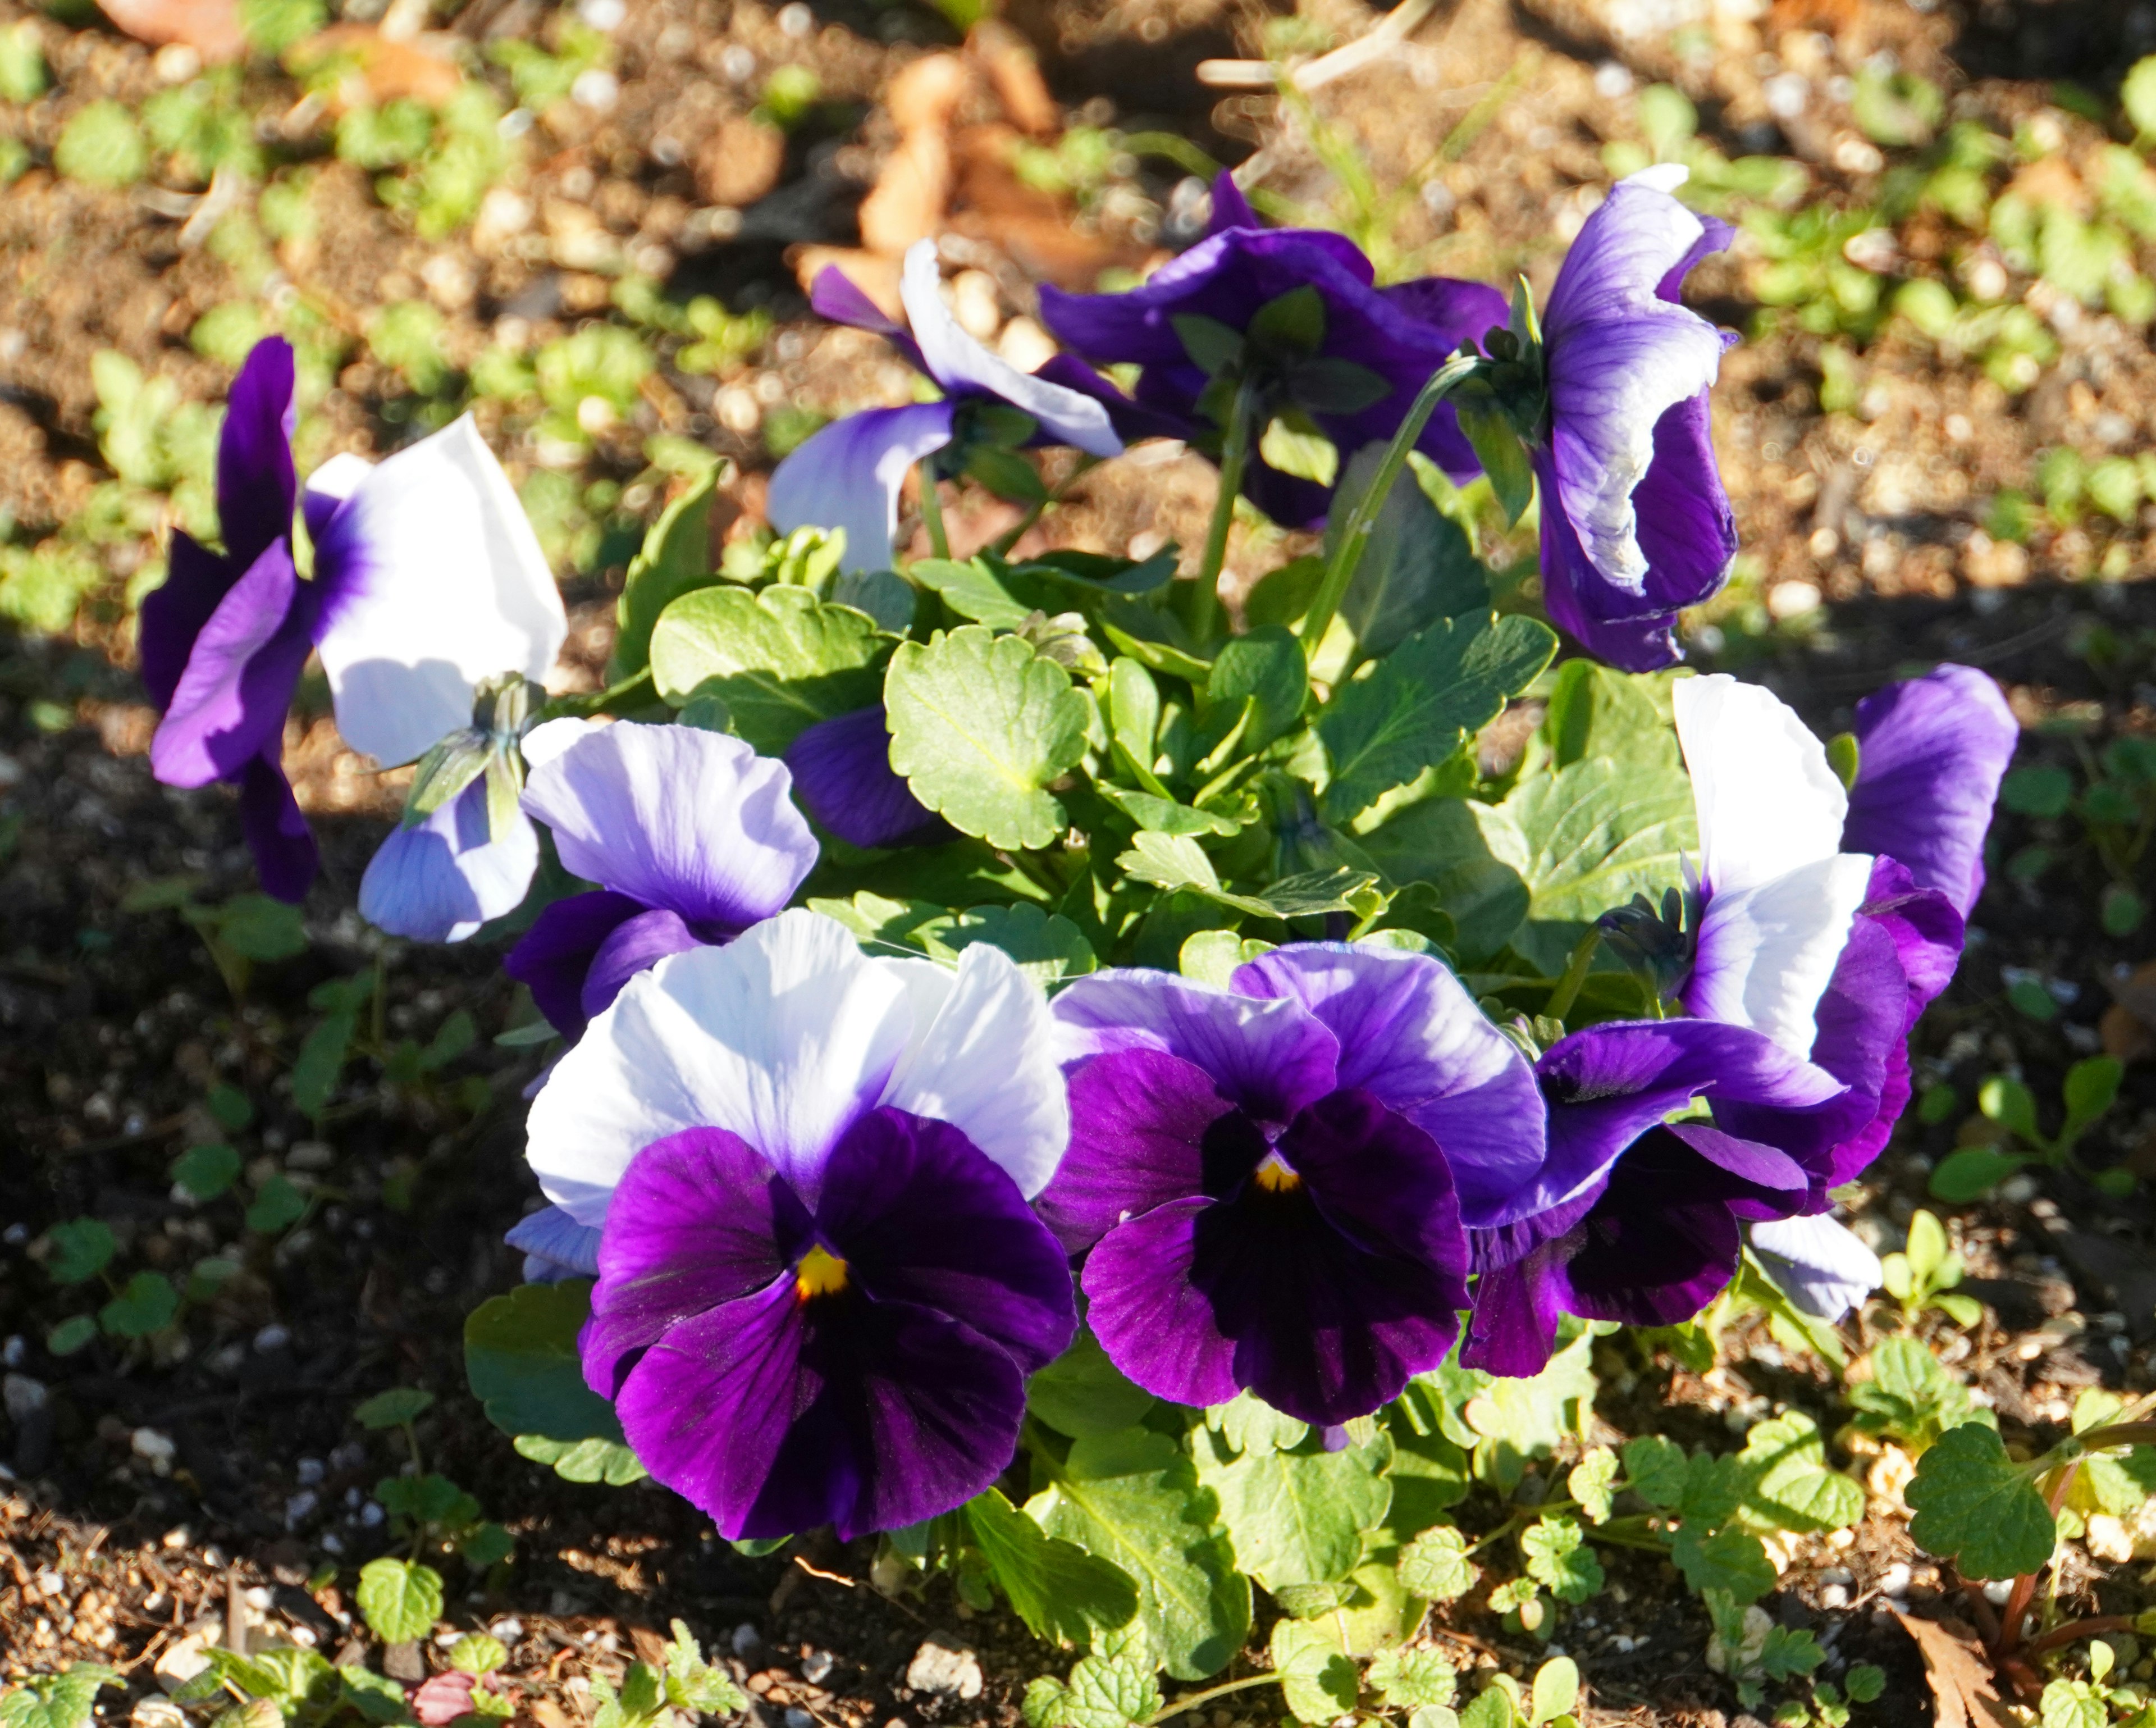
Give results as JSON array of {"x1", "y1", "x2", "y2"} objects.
[
  {"x1": 142, "y1": 336, "x2": 567, "y2": 908},
  {"x1": 502, "y1": 719, "x2": 820, "y2": 1043},
  {"x1": 1037, "y1": 943, "x2": 1545, "y2": 1425},
  {"x1": 520, "y1": 909, "x2": 1074, "y2": 1539},
  {"x1": 767, "y1": 241, "x2": 1124, "y2": 575},
  {"x1": 1530, "y1": 166, "x2": 1738, "y2": 672}
]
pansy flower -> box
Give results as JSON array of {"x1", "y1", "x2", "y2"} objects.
[
  {"x1": 1528, "y1": 166, "x2": 1738, "y2": 671},
  {"x1": 768, "y1": 241, "x2": 1123, "y2": 573},
  {"x1": 1037, "y1": 175, "x2": 1507, "y2": 528},
  {"x1": 143, "y1": 337, "x2": 565, "y2": 904},
  {"x1": 1039, "y1": 943, "x2": 1545, "y2": 1424},
  {"x1": 783, "y1": 704, "x2": 947, "y2": 850},
  {"x1": 503, "y1": 720, "x2": 820, "y2": 1043},
  {"x1": 522, "y1": 910, "x2": 1074, "y2": 1538}
]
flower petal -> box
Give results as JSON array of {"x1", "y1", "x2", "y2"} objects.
[
  {"x1": 312, "y1": 414, "x2": 567, "y2": 768},
  {"x1": 768, "y1": 402, "x2": 955, "y2": 575},
  {"x1": 149, "y1": 539, "x2": 310, "y2": 789},
  {"x1": 1533, "y1": 449, "x2": 1688, "y2": 671},
  {"x1": 239, "y1": 748, "x2": 318, "y2": 904},
  {"x1": 900, "y1": 242, "x2": 1122, "y2": 457},
  {"x1": 1460, "y1": 1247, "x2": 1566, "y2": 1376},
  {"x1": 784, "y1": 705, "x2": 947, "y2": 849},
  {"x1": 218, "y1": 337, "x2": 298, "y2": 572},
  {"x1": 1627, "y1": 391, "x2": 1737, "y2": 614},
  {"x1": 1673, "y1": 673, "x2": 1847, "y2": 896},
  {"x1": 1038, "y1": 1048, "x2": 1240, "y2": 1253},
  {"x1": 504, "y1": 889, "x2": 646, "y2": 1041},
  {"x1": 1232, "y1": 943, "x2": 1546, "y2": 1227},
  {"x1": 1051, "y1": 967, "x2": 1339, "y2": 1124},
  {"x1": 138, "y1": 532, "x2": 237, "y2": 712},
  {"x1": 1843, "y1": 664, "x2": 2018, "y2": 918},
  {"x1": 583, "y1": 908, "x2": 707, "y2": 1022},
  {"x1": 1750, "y1": 1213, "x2": 1883, "y2": 1321},
  {"x1": 1081, "y1": 1198, "x2": 1243, "y2": 1411},
  {"x1": 1682, "y1": 853, "x2": 1876, "y2": 1058},
  {"x1": 811, "y1": 264, "x2": 927, "y2": 371},
  {"x1": 526, "y1": 910, "x2": 915, "y2": 1225},
  {"x1": 521, "y1": 721, "x2": 818, "y2": 932},
  {"x1": 1205, "y1": 169, "x2": 1257, "y2": 235},
  {"x1": 505, "y1": 1203, "x2": 604, "y2": 1283},
  {"x1": 358, "y1": 779, "x2": 540, "y2": 943}
]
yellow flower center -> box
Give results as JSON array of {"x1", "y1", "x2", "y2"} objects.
[
  {"x1": 794, "y1": 1244, "x2": 850, "y2": 1301},
  {"x1": 1253, "y1": 1154, "x2": 1301, "y2": 1193}
]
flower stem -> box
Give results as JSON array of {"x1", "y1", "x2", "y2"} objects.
[
  {"x1": 1298, "y1": 354, "x2": 1481, "y2": 657},
  {"x1": 919, "y1": 464, "x2": 951, "y2": 560},
  {"x1": 992, "y1": 455, "x2": 1100, "y2": 558},
  {"x1": 1192, "y1": 380, "x2": 1258, "y2": 646},
  {"x1": 1544, "y1": 927, "x2": 1601, "y2": 1023},
  {"x1": 1146, "y1": 1673, "x2": 1281, "y2": 1725}
]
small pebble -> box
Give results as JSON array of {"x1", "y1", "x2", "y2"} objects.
[
  {"x1": 296, "y1": 1457, "x2": 326, "y2": 1486},
  {"x1": 1983, "y1": 1579, "x2": 2013, "y2": 1605},
  {"x1": 785, "y1": 1712, "x2": 815, "y2": 1728},
  {"x1": 253, "y1": 1324, "x2": 291, "y2": 1353},
  {"x1": 285, "y1": 1491, "x2": 319, "y2": 1528},
  {"x1": 360, "y1": 1501, "x2": 386, "y2": 1528},
  {"x1": 490, "y1": 1617, "x2": 524, "y2": 1643},
  {"x1": 1, "y1": 1335, "x2": 24, "y2": 1367},
  {"x1": 905, "y1": 1638, "x2": 983, "y2": 1700},
  {"x1": 732, "y1": 1624, "x2": 762, "y2": 1656},
  {"x1": 802, "y1": 1652, "x2": 834, "y2": 1684},
  {"x1": 1821, "y1": 1584, "x2": 1849, "y2": 1609},
  {"x1": 1879, "y1": 1562, "x2": 1912, "y2": 1598},
  {"x1": 244, "y1": 1586, "x2": 273, "y2": 1611}
]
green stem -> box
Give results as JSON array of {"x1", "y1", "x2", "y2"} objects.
[
  {"x1": 1146, "y1": 1674, "x2": 1281, "y2": 1725},
  {"x1": 546, "y1": 666, "x2": 654, "y2": 720},
  {"x1": 919, "y1": 464, "x2": 951, "y2": 560},
  {"x1": 1192, "y1": 380, "x2": 1258, "y2": 645},
  {"x1": 1299, "y1": 354, "x2": 1481, "y2": 656},
  {"x1": 1543, "y1": 928, "x2": 1601, "y2": 1023},
  {"x1": 992, "y1": 455, "x2": 1100, "y2": 558}
]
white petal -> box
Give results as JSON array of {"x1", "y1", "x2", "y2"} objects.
[
  {"x1": 358, "y1": 787, "x2": 538, "y2": 943},
  {"x1": 313, "y1": 416, "x2": 567, "y2": 768},
  {"x1": 1673, "y1": 673, "x2": 1847, "y2": 895},
  {"x1": 1621, "y1": 163, "x2": 1690, "y2": 194},
  {"x1": 1684, "y1": 853, "x2": 1875, "y2": 1057},
  {"x1": 522, "y1": 715, "x2": 600, "y2": 770},
  {"x1": 880, "y1": 942, "x2": 1070, "y2": 1198},
  {"x1": 524, "y1": 909, "x2": 915, "y2": 1223},
  {"x1": 1751, "y1": 1214, "x2": 1882, "y2": 1321}
]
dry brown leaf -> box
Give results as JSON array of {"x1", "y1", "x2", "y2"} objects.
[
  {"x1": 885, "y1": 51, "x2": 971, "y2": 136},
  {"x1": 858, "y1": 126, "x2": 949, "y2": 256},
  {"x1": 290, "y1": 24, "x2": 462, "y2": 107},
  {"x1": 788, "y1": 246, "x2": 903, "y2": 318},
  {"x1": 1893, "y1": 1611, "x2": 2012, "y2": 1728},
  {"x1": 695, "y1": 113, "x2": 786, "y2": 209},
  {"x1": 95, "y1": 0, "x2": 244, "y2": 60},
  {"x1": 2102, "y1": 959, "x2": 2156, "y2": 1061},
  {"x1": 969, "y1": 20, "x2": 1057, "y2": 136},
  {"x1": 2006, "y1": 156, "x2": 2089, "y2": 217},
  {"x1": 948, "y1": 125, "x2": 1154, "y2": 288}
]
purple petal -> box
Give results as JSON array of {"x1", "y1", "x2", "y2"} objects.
[
  {"x1": 1081, "y1": 1198, "x2": 1243, "y2": 1411},
  {"x1": 811, "y1": 266, "x2": 927, "y2": 372},
  {"x1": 506, "y1": 1203, "x2": 603, "y2": 1283},
  {"x1": 504, "y1": 890, "x2": 646, "y2": 1041},
  {"x1": 1050, "y1": 968, "x2": 1340, "y2": 1124},
  {"x1": 148, "y1": 540, "x2": 312, "y2": 789},
  {"x1": 1460, "y1": 1246, "x2": 1565, "y2": 1376},
  {"x1": 1232, "y1": 944, "x2": 1546, "y2": 1227},
  {"x1": 1284, "y1": 1088, "x2": 1467, "y2": 1285},
  {"x1": 1843, "y1": 664, "x2": 2018, "y2": 918},
  {"x1": 815, "y1": 1106, "x2": 1076, "y2": 1374},
  {"x1": 1661, "y1": 1121, "x2": 1810, "y2": 1218},
  {"x1": 1550, "y1": 1130, "x2": 1747, "y2": 1326},
  {"x1": 138, "y1": 532, "x2": 237, "y2": 712},
  {"x1": 239, "y1": 749, "x2": 318, "y2": 904},
  {"x1": 1032, "y1": 355, "x2": 1199, "y2": 445},
  {"x1": 359, "y1": 781, "x2": 539, "y2": 943},
  {"x1": 1625, "y1": 391, "x2": 1737, "y2": 614},
  {"x1": 1862, "y1": 858, "x2": 1965, "y2": 1018},
  {"x1": 1750, "y1": 1214, "x2": 1881, "y2": 1321},
  {"x1": 784, "y1": 706, "x2": 948, "y2": 849},
  {"x1": 1034, "y1": 1048, "x2": 1235, "y2": 1255},
  {"x1": 767, "y1": 403, "x2": 955, "y2": 575},
  {"x1": 218, "y1": 337, "x2": 298, "y2": 573},
  {"x1": 1375, "y1": 276, "x2": 1510, "y2": 353},
  {"x1": 583, "y1": 908, "x2": 707, "y2": 1022},
  {"x1": 1533, "y1": 448, "x2": 1685, "y2": 672},
  {"x1": 1205, "y1": 170, "x2": 1257, "y2": 236},
  {"x1": 520, "y1": 721, "x2": 819, "y2": 933}
]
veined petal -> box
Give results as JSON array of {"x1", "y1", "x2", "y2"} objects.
[
  {"x1": 219, "y1": 337, "x2": 298, "y2": 572},
  {"x1": 783, "y1": 705, "x2": 945, "y2": 850},
  {"x1": 767, "y1": 403, "x2": 954, "y2": 576},
  {"x1": 138, "y1": 532, "x2": 238, "y2": 711},
  {"x1": 503, "y1": 888, "x2": 645, "y2": 1041},
  {"x1": 1082, "y1": 1200, "x2": 1245, "y2": 1412},
  {"x1": 1673, "y1": 673, "x2": 1847, "y2": 895},
  {"x1": 149, "y1": 540, "x2": 310, "y2": 790},
  {"x1": 525, "y1": 910, "x2": 916, "y2": 1225},
  {"x1": 358, "y1": 778, "x2": 540, "y2": 943},
  {"x1": 505, "y1": 1203, "x2": 603, "y2": 1283},
  {"x1": 520, "y1": 721, "x2": 818, "y2": 931},
  {"x1": 1683, "y1": 853, "x2": 1876, "y2": 1057},
  {"x1": 1232, "y1": 943, "x2": 1546, "y2": 1227},
  {"x1": 1750, "y1": 1213, "x2": 1883, "y2": 1321},
  {"x1": 899, "y1": 242, "x2": 1122, "y2": 458},
  {"x1": 582, "y1": 907, "x2": 706, "y2": 1022},
  {"x1": 1843, "y1": 664, "x2": 2018, "y2": 918},
  {"x1": 1205, "y1": 169, "x2": 1257, "y2": 235},
  {"x1": 879, "y1": 941, "x2": 1069, "y2": 1200},
  {"x1": 1037, "y1": 1048, "x2": 1238, "y2": 1253},
  {"x1": 312, "y1": 415, "x2": 567, "y2": 768}
]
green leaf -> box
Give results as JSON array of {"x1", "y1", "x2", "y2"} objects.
[
  {"x1": 1204, "y1": 626, "x2": 1306, "y2": 754},
  {"x1": 1567, "y1": 1448, "x2": 1619, "y2": 1524},
  {"x1": 245, "y1": 1173, "x2": 308, "y2": 1235},
  {"x1": 1324, "y1": 448, "x2": 1489, "y2": 659},
  {"x1": 45, "y1": 1218, "x2": 115, "y2": 1285},
  {"x1": 1172, "y1": 314, "x2": 1244, "y2": 377},
  {"x1": 651, "y1": 584, "x2": 889, "y2": 754},
  {"x1": 1539, "y1": 661, "x2": 1682, "y2": 773},
  {"x1": 1528, "y1": 1657, "x2": 1579, "y2": 1727},
  {"x1": 1093, "y1": 785, "x2": 1247, "y2": 838},
  {"x1": 1906, "y1": 1421, "x2": 2057, "y2": 1580},
  {"x1": 99, "y1": 1271, "x2": 178, "y2": 1338},
  {"x1": 964, "y1": 1487, "x2": 1141, "y2": 1650},
  {"x1": 207, "y1": 1083, "x2": 255, "y2": 1130},
  {"x1": 1757, "y1": 1626, "x2": 1825, "y2": 1684},
  {"x1": 172, "y1": 1142, "x2": 241, "y2": 1200},
  {"x1": 1520, "y1": 1514, "x2": 1602, "y2": 1603},
  {"x1": 1206, "y1": 1391, "x2": 1307, "y2": 1457},
  {"x1": 1370, "y1": 1648, "x2": 1457, "y2": 1710},
  {"x1": 1022, "y1": 1624, "x2": 1162, "y2": 1728},
  {"x1": 940, "y1": 902, "x2": 1098, "y2": 984},
  {"x1": 1316, "y1": 613, "x2": 1556, "y2": 826},
  {"x1": 1396, "y1": 1525, "x2": 1478, "y2": 1602},
  {"x1": 2064, "y1": 1055, "x2": 2123, "y2": 1123},
  {"x1": 911, "y1": 556, "x2": 1057, "y2": 630},
  {"x1": 1476, "y1": 755, "x2": 1697, "y2": 973},
  {"x1": 1250, "y1": 285, "x2": 1326, "y2": 355},
  {"x1": 1453, "y1": 400, "x2": 1533, "y2": 525},
  {"x1": 2001, "y1": 764, "x2": 2073, "y2": 818},
  {"x1": 1927, "y1": 1146, "x2": 2027, "y2": 1204},
  {"x1": 1848, "y1": 1335, "x2": 1988, "y2": 1452},
  {"x1": 54, "y1": 101, "x2": 147, "y2": 188},
  {"x1": 0, "y1": 1665, "x2": 120, "y2": 1728},
  {"x1": 1669, "y1": 1522, "x2": 1775, "y2": 1603},
  {"x1": 1355, "y1": 800, "x2": 1528, "y2": 965},
  {"x1": 1117, "y1": 833, "x2": 1374, "y2": 922},
  {"x1": 449, "y1": 1635, "x2": 509, "y2": 1676},
  {"x1": 2039, "y1": 1680, "x2": 2108, "y2": 1728},
  {"x1": 886, "y1": 627, "x2": 1091, "y2": 852},
  {"x1": 1027, "y1": 1430, "x2": 1250, "y2": 1680},
  {"x1": 355, "y1": 1387, "x2": 436, "y2": 1430},
  {"x1": 47, "y1": 1315, "x2": 97, "y2": 1357},
  {"x1": 1027, "y1": 1328, "x2": 1157, "y2": 1438},
  {"x1": 1459, "y1": 1328, "x2": 1598, "y2": 1464},
  {"x1": 465, "y1": 1281, "x2": 645, "y2": 1483},
  {"x1": 339, "y1": 1665, "x2": 413, "y2": 1722},
  {"x1": 1191, "y1": 1425, "x2": 1392, "y2": 1592},
  {"x1": 355, "y1": 1557, "x2": 444, "y2": 1644},
  {"x1": 216, "y1": 892, "x2": 309, "y2": 961},
  {"x1": 1730, "y1": 1411, "x2": 1865, "y2": 1534},
  {"x1": 1620, "y1": 1435, "x2": 1688, "y2": 1507},
  {"x1": 1259, "y1": 412, "x2": 1338, "y2": 488},
  {"x1": 1268, "y1": 1618, "x2": 1360, "y2": 1726},
  {"x1": 291, "y1": 1011, "x2": 355, "y2": 1121}
]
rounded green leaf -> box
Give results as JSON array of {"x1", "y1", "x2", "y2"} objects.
[
  {"x1": 1906, "y1": 1421, "x2": 2057, "y2": 1580},
  {"x1": 1927, "y1": 1147, "x2": 2026, "y2": 1205},
  {"x1": 45, "y1": 1218, "x2": 116, "y2": 1285},
  {"x1": 355, "y1": 1557, "x2": 444, "y2": 1644},
  {"x1": 885, "y1": 627, "x2": 1090, "y2": 852},
  {"x1": 650, "y1": 584, "x2": 888, "y2": 753},
  {"x1": 55, "y1": 101, "x2": 147, "y2": 188},
  {"x1": 99, "y1": 1271, "x2": 178, "y2": 1338},
  {"x1": 354, "y1": 1387, "x2": 437, "y2": 1430}
]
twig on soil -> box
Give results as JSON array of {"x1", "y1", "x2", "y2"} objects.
[{"x1": 1194, "y1": 0, "x2": 1441, "y2": 92}]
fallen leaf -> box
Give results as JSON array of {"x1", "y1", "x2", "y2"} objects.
[
  {"x1": 96, "y1": 0, "x2": 244, "y2": 60},
  {"x1": 969, "y1": 20, "x2": 1057, "y2": 135},
  {"x1": 695, "y1": 113, "x2": 787, "y2": 209},
  {"x1": 859, "y1": 127, "x2": 950, "y2": 256},
  {"x1": 1892, "y1": 1610, "x2": 2013, "y2": 1728},
  {"x1": 885, "y1": 50, "x2": 971, "y2": 135},
  {"x1": 2005, "y1": 156, "x2": 2089, "y2": 218},
  {"x1": 289, "y1": 24, "x2": 462, "y2": 107},
  {"x1": 410, "y1": 1672, "x2": 474, "y2": 1727},
  {"x1": 2101, "y1": 959, "x2": 2156, "y2": 1061}
]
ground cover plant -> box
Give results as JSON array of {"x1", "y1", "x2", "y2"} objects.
[{"x1": 10, "y1": 1, "x2": 2156, "y2": 1726}]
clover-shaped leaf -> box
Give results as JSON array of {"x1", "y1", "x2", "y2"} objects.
[{"x1": 1906, "y1": 1422, "x2": 2056, "y2": 1580}]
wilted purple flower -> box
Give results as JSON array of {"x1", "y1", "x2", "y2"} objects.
[
  {"x1": 502, "y1": 721, "x2": 819, "y2": 1042},
  {"x1": 1530, "y1": 167, "x2": 1738, "y2": 671},
  {"x1": 1040, "y1": 944, "x2": 1545, "y2": 1423},
  {"x1": 1038, "y1": 174, "x2": 1506, "y2": 528},
  {"x1": 768, "y1": 241, "x2": 1123, "y2": 573},
  {"x1": 524, "y1": 910, "x2": 1074, "y2": 1539},
  {"x1": 143, "y1": 338, "x2": 565, "y2": 904},
  {"x1": 783, "y1": 704, "x2": 945, "y2": 850}
]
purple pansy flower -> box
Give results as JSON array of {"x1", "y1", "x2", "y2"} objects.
[
  {"x1": 1039, "y1": 944, "x2": 1546, "y2": 1423},
  {"x1": 768, "y1": 241, "x2": 1123, "y2": 574},
  {"x1": 143, "y1": 337, "x2": 565, "y2": 904},
  {"x1": 523, "y1": 910, "x2": 1074, "y2": 1538},
  {"x1": 1037, "y1": 174, "x2": 1507, "y2": 529},
  {"x1": 1529, "y1": 167, "x2": 1738, "y2": 671},
  {"x1": 783, "y1": 704, "x2": 947, "y2": 849},
  {"x1": 502, "y1": 720, "x2": 820, "y2": 1043}
]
